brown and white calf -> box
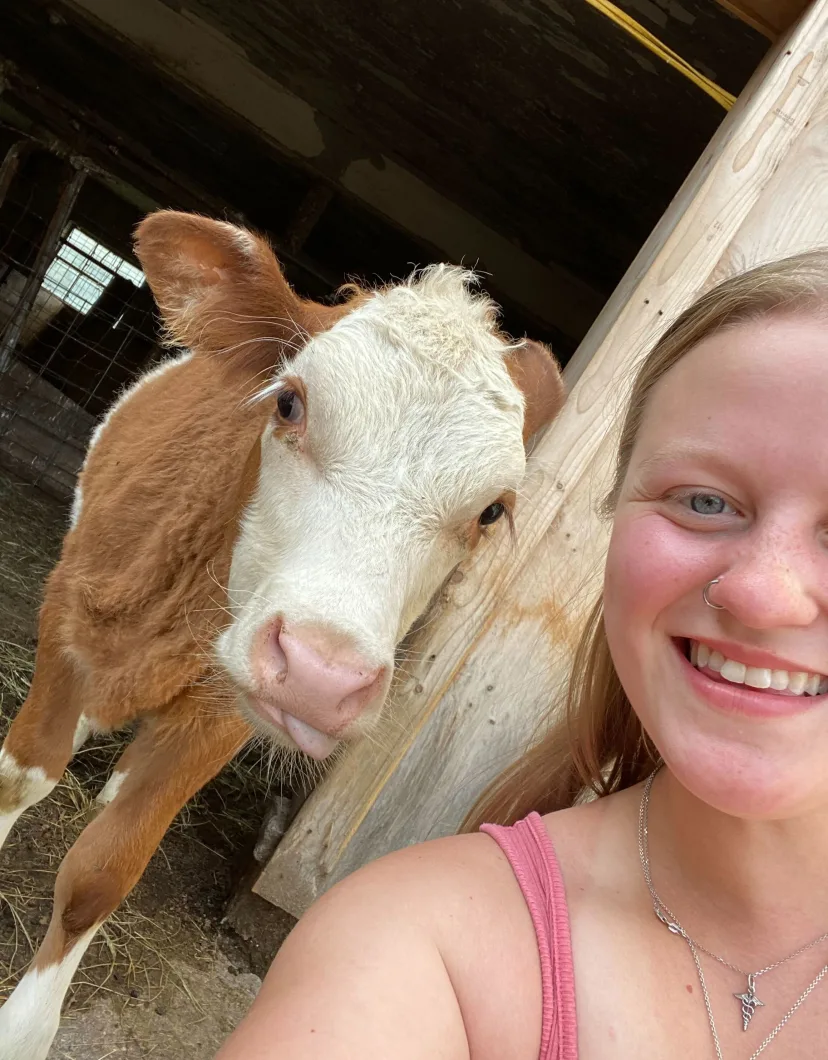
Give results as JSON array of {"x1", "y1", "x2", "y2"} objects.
[{"x1": 0, "y1": 211, "x2": 564, "y2": 1058}]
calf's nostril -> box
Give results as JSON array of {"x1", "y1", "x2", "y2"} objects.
[
  {"x1": 265, "y1": 620, "x2": 288, "y2": 682},
  {"x1": 249, "y1": 622, "x2": 389, "y2": 739},
  {"x1": 335, "y1": 665, "x2": 387, "y2": 720},
  {"x1": 365, "y1": 666, "x2": 386, "y2": 695}
]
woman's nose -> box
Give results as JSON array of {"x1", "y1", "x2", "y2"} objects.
[{"x1": 712, "y1": 532, "x2": 821, "y2": 629}]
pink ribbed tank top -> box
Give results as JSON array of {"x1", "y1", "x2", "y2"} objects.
[{"x1": 481, "y1": 813, "x2": 578, "y2": 1060}]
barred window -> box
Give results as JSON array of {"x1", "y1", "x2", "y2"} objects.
[{"x1": 42, "y1": 227, "x2": 145, "y2": 315}]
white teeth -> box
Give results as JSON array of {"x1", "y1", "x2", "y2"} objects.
[
  {"x1": 708, "y1": 651, "x2": 725, "y2": 673},
  {"x1": 745, "y1": 667, "x2": 772, "y2": 689},
  {"x1": 721, "y1": 659, "x2": 747, "y2": 684},
  {"x1": 689, "y1": 641, "x2": 828, "y2": 697}
]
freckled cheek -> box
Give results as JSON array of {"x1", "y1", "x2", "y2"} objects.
[{"x1": 604, "y1": 513, "x2": 715, "y2": 632}]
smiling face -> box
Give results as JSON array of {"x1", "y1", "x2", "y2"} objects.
[{"x1": 604, "y1": 310, "x2": 828, "y2": 818}]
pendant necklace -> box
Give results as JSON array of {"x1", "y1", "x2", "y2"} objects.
[{"x1": 638, "y1": 768, "x2": 828, "y2": 1058}]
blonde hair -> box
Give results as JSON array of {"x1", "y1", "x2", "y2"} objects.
[{"x1": 465, "y1": 249, "x2": 828, "y2": 829}]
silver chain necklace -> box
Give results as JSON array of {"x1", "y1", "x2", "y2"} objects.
[{"x1": 638, "y1": 768, "x2": 828, "y2": 1058}]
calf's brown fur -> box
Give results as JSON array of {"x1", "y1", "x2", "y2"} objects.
[{"x1": 2, "y1": 215, "x2": 357, "y2": 965}]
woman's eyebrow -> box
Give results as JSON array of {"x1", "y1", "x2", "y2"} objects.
[{"x1": 633, "y1": 442, "x2": 737, "y2": 480}]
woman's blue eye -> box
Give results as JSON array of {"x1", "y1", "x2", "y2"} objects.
[{"x1": 686, "y1": 493, "x2": 728, "y2": 515}]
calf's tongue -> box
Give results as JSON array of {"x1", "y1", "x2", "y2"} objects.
[{"x1": 283, "y1": 712, "x2": 339, "y2": 760}]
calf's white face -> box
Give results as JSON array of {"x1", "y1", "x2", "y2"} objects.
[
  {"x1": 217, "y1": 267, "x2": 531, "y2": 758},
  {"x1": 134, "y1": 213, "x2": 564, "y2": 761}
]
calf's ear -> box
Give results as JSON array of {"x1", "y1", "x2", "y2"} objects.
[
  {"x1": 507, "y1": 339, "x2": 566, "y2": 442},
  {"x1": 133, "y1": 211, "x2": 344, "y2": 367}
]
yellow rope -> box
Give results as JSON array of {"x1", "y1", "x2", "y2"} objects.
[{"x1": 581, "y1": 0, "x2": 737, "y2": 110}]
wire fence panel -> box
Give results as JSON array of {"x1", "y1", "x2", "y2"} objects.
[{"x1": 0, "y1": 135, "x2": 161, "y2": 502}]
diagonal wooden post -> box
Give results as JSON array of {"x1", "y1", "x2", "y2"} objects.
[
  {"x1": 0, "y1": 140, "x2": 28, "y2": 213},
  {"x1": 0, "y1": 162, "x2": 86, "y2": 373}
]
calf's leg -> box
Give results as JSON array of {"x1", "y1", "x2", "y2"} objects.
[
  {"x1": 0, "y1": 615, "x2": 84, "y2": 852},
  {"x1": 0, "y1": 695, "x2": 250, "y2": 1060}
]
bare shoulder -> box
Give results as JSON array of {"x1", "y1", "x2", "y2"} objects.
[
  {"x1": 538, "y1": 784, "x2": 647, "y2": 974},
  {"x1": 540, "y1": 785, "x2": 643, "y2": 886},
  {"x1": 217, "y1": 831, "x2": 543, "y2": 1060}
]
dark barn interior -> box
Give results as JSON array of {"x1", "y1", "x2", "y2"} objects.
[{"x1": 2, "y1": 2, "x2": 770, "y2": 340}]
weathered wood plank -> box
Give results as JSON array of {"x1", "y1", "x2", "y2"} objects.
[
  {"x1": 256, "y1": 0, "x2": 828, "y2": 917},
  {"x1": 0, "y1": 413, "x2": 85, "y2": 478}
]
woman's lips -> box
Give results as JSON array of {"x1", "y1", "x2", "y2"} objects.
[{"x1": 674, "y1": 639, "x2": 828, "y2": 719}]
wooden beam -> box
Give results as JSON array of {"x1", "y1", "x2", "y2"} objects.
[
  {"x1": 255, "y1": 0, "x2": 828, "y2": 916},
  {"x1": 0, "y1": 163, "x2": 86, "y2": 373},
  {"x1": 714, "y1": 0, "x2": 810, "y2": 39},
  {"x1": 0, "y1": 141, "x2": 29, "y2": 212},
  {"x1": 283, "y1": 182, "x2": 334, "y2": 255}
]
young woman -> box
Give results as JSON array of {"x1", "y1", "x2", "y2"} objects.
[{"x1": 216, "y1": 252, "x2": 828, "y2": 1059}]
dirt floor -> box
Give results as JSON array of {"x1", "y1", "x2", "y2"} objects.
[{"x1": 0, "y1": 472, "x2": 296, "y2": 1058}]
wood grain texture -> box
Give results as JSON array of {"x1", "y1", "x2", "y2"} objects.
[{"x1": 257, "y1": 1, "x2": 828, "y2": 916}]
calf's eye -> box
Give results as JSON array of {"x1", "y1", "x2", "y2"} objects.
[
  {"x1": 276, "y1": 387, "x2": 305, "y2": 426},
  {"x1": 479, "y1": 502, "x2": 506, "y2": 526}
]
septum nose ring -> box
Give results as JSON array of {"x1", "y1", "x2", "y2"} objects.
[{"x1": 702, "y1": 577, "x2": 725, "y2": 610}]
